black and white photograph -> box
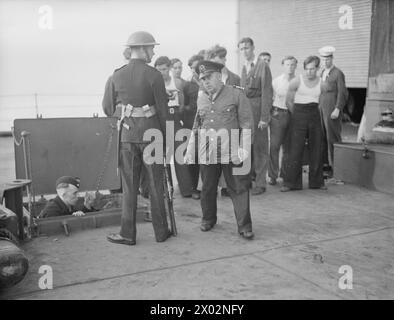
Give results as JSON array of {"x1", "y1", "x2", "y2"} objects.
[{"x1": 0, "y1": 0, "x2": 393, "y2": 305}]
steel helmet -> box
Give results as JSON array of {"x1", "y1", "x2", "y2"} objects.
[{"x1": 126, "y1": 31, "x2": 159, "y2": 47}]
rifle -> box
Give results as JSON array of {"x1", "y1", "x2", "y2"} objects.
[
  {"x1": 114, "y1": 104, "x2": 131, "y2": 176},
  {"x1": 163, "y1": 159, "x2": 177, "y2": 236}
]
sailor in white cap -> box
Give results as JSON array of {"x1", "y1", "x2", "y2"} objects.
[
  {"x1": 318, "y1": 45, "x2": 348, "y2": 179},
  {"x1": 319, "y1": 46, "x2": 336, "y2": 58}
]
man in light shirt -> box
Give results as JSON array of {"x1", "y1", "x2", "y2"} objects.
[
  {"x1": 155, "y1": 56, "x2": 197, "y2": 199},
  {"x1": 268, "y1": 56, "x2": 297, "y2": 185},
  {"x1": 171, "y1": 58, "x2": 184, "y2": 81}
]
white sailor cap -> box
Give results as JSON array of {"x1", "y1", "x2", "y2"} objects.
[{"x1": 318, "y1": 46, "x2": 336, "y2": 57}]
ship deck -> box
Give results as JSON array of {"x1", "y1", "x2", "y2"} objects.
[
  {"x1": 1, "y1": 180, "x2": 393, "y2": 300},
  {"x1": 1, "y1": 132, "x2": 393, "y2": 300}
]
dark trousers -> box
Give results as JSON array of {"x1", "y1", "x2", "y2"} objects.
[
  {"x1": 284, "y1": 103, "x2": 324, "y2": 189},
  {"x1": 119, "y1": 142, "x2": 169, "y2": 242},
  {"x1": 200, "y1": 163, "x2": 252, "y2": 233},
  {"x1": 168, "y1": 107, "x2": 195, "y2": 196},
  {"x1": 182, "y1": 108, "x2": 197, "y2": 132},
  {"x1": 252, "y1": 127, "x2": 269, "y2": 188},
  {"x1": 182, "y1": 108, "x2": 200, "y2": 192},
  {"x1": 249, "y1": 97, "x2": 269, "y2": 188},
  {"x1": 269, "y1": 108, "x2": 290, "y2": 180},
  {"x1": 139, "y1": 166, "x2": 149, "y2": 198},
  {"x1": 188, "y1": 163, "x2": 200, "y2": 192},
  {"x1": 320, "y1": 107, "x2": 342, "y2": 167}
]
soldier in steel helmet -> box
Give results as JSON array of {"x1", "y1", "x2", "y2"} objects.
[{"x1": 102, "y1": 31, "x2": 172, "y2": 245}]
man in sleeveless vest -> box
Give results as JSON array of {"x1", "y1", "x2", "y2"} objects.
[
  {"x1": 102, "y1": 31, "x2": 172, "y2": 245},
  {"x1": 282, "y1": 56, "x2": 327, "y2": 191}
]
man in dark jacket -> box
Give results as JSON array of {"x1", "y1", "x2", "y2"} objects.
[
  {"x1": 318, "y1": 46, "x2": 348, "y2": 178},
  {"x1": 39, "y1": 176, "x2": 96, "y2": 218},
  {"x1": 239, "y1": 37, "x2": 273, "y2": 195}
]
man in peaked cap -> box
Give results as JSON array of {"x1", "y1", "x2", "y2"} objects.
[
  {"x1": 39, "y1": 176, "x2": 97, "y2": 218},
  {"x1": 103, "y1": 31, "x2": 172, "y2": 246},
  {"x1": 184, "y1": 60, "x2": 255, "y2": 240},
  {"x1": 206, "y1": 45, "x2": 241, "y2": 198},
  {"x1": 318, "y1": 45, "x2": 348, "y2": 179}
]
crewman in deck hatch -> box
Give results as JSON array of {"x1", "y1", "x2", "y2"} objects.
[{"x1": 39, "y1": 176, "x2": 97, "y2": 218}]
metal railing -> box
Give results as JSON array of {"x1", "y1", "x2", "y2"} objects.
[{"x1": 0, "y1": 93, "x2": 105, "y2": 132}]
